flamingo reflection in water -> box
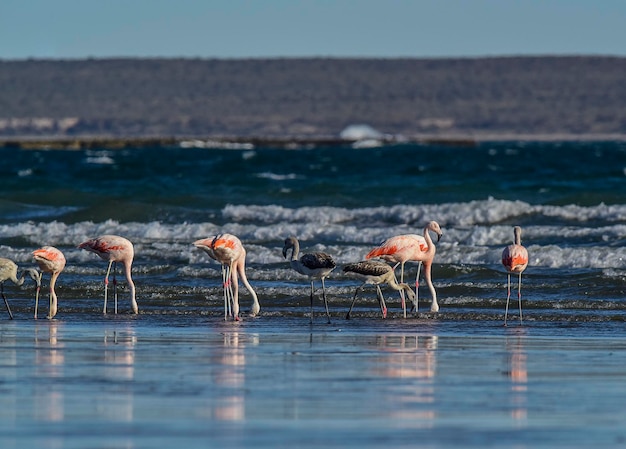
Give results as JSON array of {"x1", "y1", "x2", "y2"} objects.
[
  {"x1": 373, "y1": 335, "x2": 438, "y2": 424},
  {"x1": 506, "y1": 335, "x2": 528, "y2": 422},
  {"x1": 34, "y1": 321, "x2": 64, "y2": 421}
]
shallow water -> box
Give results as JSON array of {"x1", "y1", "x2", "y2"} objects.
[{"x1": 1, "y1": 315, "x2": 626, "y2": 448}]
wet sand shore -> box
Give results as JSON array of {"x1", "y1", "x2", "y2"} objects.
[{"x1": 3, "y1": 133, "x2": 626, "y2": 150}]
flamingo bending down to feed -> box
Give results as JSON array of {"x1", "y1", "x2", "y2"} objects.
[
  {"x1": 78, "y1": 235, "x2": 137, "y2": 315},
  {"x1": 32, "y1": 246, "x2": 66, "y2": 319},
  {"x1": 366, "y1": 220, "x2": 442, "y2": 315},
  {"x1": 0, "y1": 257, "x2": 41, "y2": 319},
  {"x1": 282, "y1": 236, "x2": 336, "y2": 324},
  {"x1": 502, "y1": 226, "x2": 529, "y2": 326},
  {"x1": 343, "y1": 260, "x2": 416, "y2": 319},
  {"x1": 193, "y1": 233, "x2": 260, "y2": 321}
]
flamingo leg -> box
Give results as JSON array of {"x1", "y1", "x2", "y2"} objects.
[
  {"x1": 221, "y1": 265, "x2": 228, "y2": 320},
  {"x1": 504, "y1": 273, "x2": 512, "y2": 326},
  {"x1": 1, "y1": 284, "x2": 14, "y2": 320},
  {"x1": 393, "y1": 271, "x2": 407, "y2": 319},
  {"x1": 230, "y1": 262, "x2": 240, "y2": 321},
  {"x1": 309, "y1": 280, "x2": 315, "y2": 324},
  {"x1": 47, "y1": 273, "x2": 59, "y2": 320},
  {"x1": 103, "y1": 260, "x2": 114, "y2": 314},
  {"x1": 517, "y1": 273, "x2": 523, "y2": 325},
  {"x1": 397, "y1": 262, "x2": 406, "y2": 317},
  {"x1": 346, "y1": 284, "x2": 363, "y2": 320},
  {"x1": 112, "y1": 262, "x2": 118, "y2": 315},
  {"x1": 375, "y1": 284, "x2": 388, "y2": 319},
  {"x1": 321, "y1": 277, "x2": 331, "y2": 324},
  {"x1": 223, "y1": 264, "x2": 234, "y2": 320},
  {"x1": 392, "y1": 262, "x2": 406, "y2": 316},
  {"x1": 34, "y1": 284, "x2": 40, "y2": 319},
  {"x1": 48, "y1": 283, "x2": 53, "y2": 318},
  {"x1": 413, "y1": 261, "x2": 422, "y2": 313}
]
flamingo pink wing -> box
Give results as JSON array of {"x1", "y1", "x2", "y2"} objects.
[
  {"x1": 33, "y1": 247, "x2": 66, "y2": 271},
  {"x1": 33, "y1": 247, "x2": 64, "y2": 262},
  {"x1": 366, "y1": 235, "x2": 427, "y2": 259},
  {"x1": 502, "y1": 246, "x2": 528, "y2": 272},
  {"x1": 212, "y1": 236, "x2": 238, "y2": 251}
]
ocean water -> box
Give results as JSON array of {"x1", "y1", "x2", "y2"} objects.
[{"x1": 1, "y1": 140, "x2": 626, "y2": 447}]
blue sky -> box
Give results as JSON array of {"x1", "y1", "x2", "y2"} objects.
[{"x1": 1, "y1": 0, "x2": 625, "y2": 59}]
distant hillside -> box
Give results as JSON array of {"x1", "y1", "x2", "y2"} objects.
[{"x1": 1, "y1": 56, "x2": 625, "y2": 139}]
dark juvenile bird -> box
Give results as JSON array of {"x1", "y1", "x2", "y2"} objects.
[
  {"x1": 282, "y1": 236, "x2": 336, "y2": 323},
  {"x1": 343, "y1": 259, "x2": 416, "y2": 319}
]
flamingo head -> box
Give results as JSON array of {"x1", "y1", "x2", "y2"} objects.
[
  {"x1": 22, "y1": 268, "x2": 42, "y2": 287},
  {"x1": 428, "y1": 221, "x2": 443, "y2": 242},
  {"x1": 282, "y1": 236, "x2": 298, "y2": 259},
  {"x1": 405, "y1": 287, "x2": 416, "y2": 303}
]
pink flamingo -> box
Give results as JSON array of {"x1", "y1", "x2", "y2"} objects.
[
  {"x1": 78, "y1": 235, "x2": 137, "y2": 315},
  {"x1": 366, "y1": 220, "x2": 442, "y2": 315},
  {"x1": 343, "y1": 260, "x2": 416, "y2": 319},
  {"x1": 502, "y1": 226, "x2": 529, "y2": 326},
  {"x1": 282, "y1": 236, "x2": 336, "y2": 324},
  {"x1": 32, "y1": 246, "x2": 66, "y2": 319},
  {"x1": 193, "y1": 233, "x2": 260, "y2": 321},
  {"x1": 0, "y1": 257, "x2": 41, "y2": 319}
]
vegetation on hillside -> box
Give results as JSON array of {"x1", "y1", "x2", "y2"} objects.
[{"x1": 1, "y1": 57, "x2": 624, "y2": 138}]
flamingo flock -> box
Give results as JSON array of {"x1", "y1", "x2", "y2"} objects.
[{"x1": 0, "y1": 222, "x2": 529, "y2": 326}]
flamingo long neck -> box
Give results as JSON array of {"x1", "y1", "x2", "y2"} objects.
[
  {"x1": 289, "y1": 239, "x2": 300, "y2": 262},
  {"x1": 49, "y1": 272, "x2": 59, "y2": 294},
  {"x1": 237, "y1": 259, "x2": 260, "y2": 314},
  {"x1": 123, "y1": 262, "x2": 138, "y2": 314},
  {"x1": 13, "y1": 273, "x2": 25, "y2": 287},
  {"x1": 388, "y1": 275, "x2": 413, "y2": 297},
  {"x1": 514, "y1": 227, "x2": 522, "y2": 246},
  {"x1": 49, "y1": 271, "x2": 60, "y2": 318},
  {"x1": 423, "y1": 226, "x2": 436, "y2": 257}
]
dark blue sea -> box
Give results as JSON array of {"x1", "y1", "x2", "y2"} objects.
[{"x1": 1, "y1": 140, "x2": 626, "y2": 448}]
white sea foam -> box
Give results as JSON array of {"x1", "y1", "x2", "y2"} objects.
[
  {"x1": 84, "y1": 150, "x2": 115, "y2": 165},
  {"x1": 255, "y1": 172, "x2": 302, "y2": 181},
  {"x1": 179, "y1": 139, "x2": 255, "y2": 150},
  {"x1": 225, "y1": 200, "x2": 626, "y2": 227},
  {"x1": 84, "y1": 156, "x2": 115, "y2": 165},
  {"x1": 2, "y1": 200, "x2": 626, "y2": 272}
]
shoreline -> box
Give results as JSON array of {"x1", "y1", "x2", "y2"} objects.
[{"x1": 2, "y1": 132, "x2": 626, "y2": 150}]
